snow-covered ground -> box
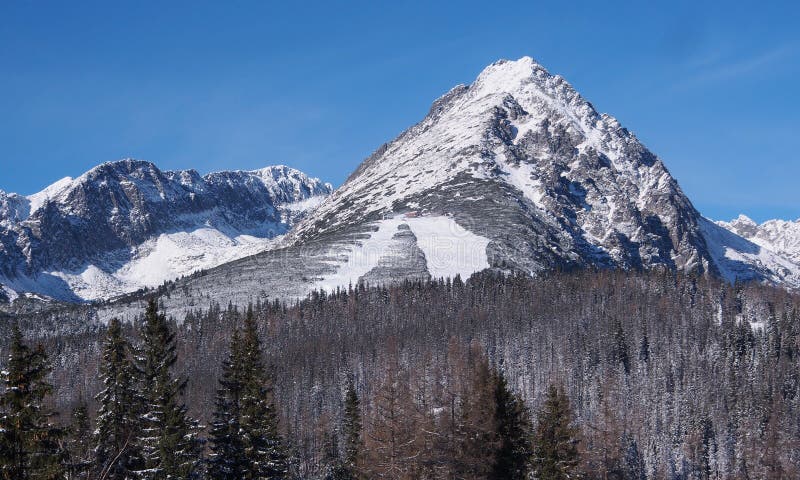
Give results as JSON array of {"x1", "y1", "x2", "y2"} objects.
[
  {"x1": 0, "y1": 160, "x2": 332, "y2": 301},
  {"x1": 43, "y1": 228, "x2": 279, "y2": 300},
  {"x1": 314, "y1": 215, "x2": 490, "y2": 292},
  {"x1": 699, "y1": 217, "x2": 800, "y2": 286},
  {"x1": 717, "y1": 215, "x2": 800, "y2": 264},
  {"x1": 405, "y1": 216, "x2": 491, "y2": 280},
  {"x1": 26, "y1": 176, "x2": 74, "y2": 215}
]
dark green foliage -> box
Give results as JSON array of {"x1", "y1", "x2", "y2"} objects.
[
  {"x1": 323, "y1": 379, "x2": 362, "y2": 480},
  {"x1": 0, "y1": 326, "x2": 63, "y2": 480},
  {"x1": 5, "y1": 270, "x2": 800, "y2": 478},
  {"x1": 491, "y1": 371, "x2": 533, "y2": 480},
  {"x1": 94, "y1": 318, "x2": 141, "y2": 479},
  {"x1": 611, "y1": 317, "x2": 630, "y2": 374},
  {"x1": 208, "y1": 328, "x2": 246, "y2": 479},
  {"x1": 341, "y1": 379, "x2": 362, "y2": 476},
  {"x1": 64, "y1": 402, "x2": 92, "y2": 479},
  {"x1": 238, "y1": 307, "x2": 287, "y2": 479},
  {"x1": 621, "y1": 434, "x2": 646, "y2": 480},
  {"x1": 210, "y1": 307, "x2": 287, "y2": 479},
  {"x1": 321, "y1": 430, "x2": 351, "y2": 480},
  {"x1": 136, "y1": 299, "x2": 202, "y2": 479},
  {"x1": 532, "y1": 384, "x2": 581, "y2": 480}
]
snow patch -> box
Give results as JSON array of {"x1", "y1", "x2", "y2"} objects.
[
  {"x1": 115, "y1": 229, "x2": 275, "y2": 288},
  {"x1": 314, "y1": 216, "x2": 490, "y2": 291},
  {"x1": 314, "y1": 218, "x2": 407, "y2": 292},
  {"x1": 699, "y1": 217, "x2": 800, "y2": 286},
  {"x1": 38, "y1": 229, "x2": 278, "y2": 301},
  {"x1": 494, "y1": 154, "x2": 546, "y2": 210},
  {"x1": 26, "y1": 176, "x2": 74, "y2": 214},
  {"x1": 282, "y1": 196, "x2": 327, "y2": 213},
  {"x1": 405, "y1": 216, "x2": 491, "y2": 280}
]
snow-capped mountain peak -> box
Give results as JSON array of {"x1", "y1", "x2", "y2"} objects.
[
  {"x1": 5, "y1": 57, "x2": 800, "y2": 314},
  {"x1": 0, "y1": 159, "x2": 332, "y2": 301},
  {"x1": 288, "y1": 56, "x2": 704, "y2": 278},
  {"x1": 26, "y1": 176, "x2": 75, "y2": 215},
  {"x1": 718, "y1": 215, "x2": 800, "y2": 264}
]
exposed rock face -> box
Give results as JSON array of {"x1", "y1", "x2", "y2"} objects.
[
  {"x1": 83, "y1": 57, "x2": 800, "y2": 321},
  {"x1": 0, "y1": 159, "x2": 331, "y2": 300},
  {"x1": 288, "y1": 57, "x2": 715, "y2": 276},
  {"x1": 361, "y1": 224, "x2": 431, "y2": 286},
  {"x1": 4, "y1": 57, "x2": 800, "y2": 315},
  {"x1": 718, "y1": 215, "x2": 800, "y2": 264}
]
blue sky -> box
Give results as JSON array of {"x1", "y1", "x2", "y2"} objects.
[{"x1": 1, "y1": 1, "x2": 797, "y2": 222}]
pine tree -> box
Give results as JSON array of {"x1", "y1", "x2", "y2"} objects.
[
  {"x1": 0, "y1": 325, "x2": 63, "y2": 480},
  {"x1": 620, "y1": 434, "x2": 646, "y2": 480},
  {"x1": 491, "y1": 371, "x2": 533, "y2": 480},
  {"x1": 321, "y1": 428, "x2": 348, "y2": 480},
  {"x1": 532, "y1": 384, "x2": 582, "y2": 480},
  {"x1": 341, "y1": 379, "x2": 362, "y2": 478},
  {"x1": 611, "y1": 317, "x2": 630, "y2": 374},
  {"x1": 208, "y1": 328, "x2": 247, "y2": 480},
  {"x1": 136, "y1": 299, "x2": 202, "y2": 479},
  {"x1": 452, "y1": 349, "x2": 497, "y2": 479},
  {"x1": 94, "y1": 318, "x2": 142, "y2": 479},
  {"x1": 238, "y1": 307, "x2": 288, "y2": 479},
  {"x1": 64, "y1": 402, "x2": 92, "y2": 479}
]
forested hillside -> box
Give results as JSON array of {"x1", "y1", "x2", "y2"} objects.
[{"x1": 2, "y1": 271, "x2": 799, "y2": 479}]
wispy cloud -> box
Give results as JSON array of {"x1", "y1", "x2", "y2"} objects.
[{"x1": 674, "y1": 43, "x2": 796, "y2": 90}]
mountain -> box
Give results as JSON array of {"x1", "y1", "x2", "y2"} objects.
[
  {"x1": 4, "y1": 57, "x2": 799, "y2": 317},
  {"x1": 288, "y1": 57, "x2": 712, "y2": 273},
  {"x1": 76, "y1": 56, "x2": 799, "y2": 321},
  {"x1": 0, "y1": 159, "x2": 332, "y2": 301},
  {"x1": 717, "y1": 215, "x2": 800, "y2": 264},
  {"x1": 284, "y1": 57, "x2": 800, "y2": 288}
]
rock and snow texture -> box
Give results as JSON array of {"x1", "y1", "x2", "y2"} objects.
[
  {"x1": 0, "y1": 159, "x2": 331, "y2": 301},
  {"x1": 699, "y1": 217, "x2": 800, "y2": 286},
  {"x1": 717, "y1": 215, "x2": 800, "y2": 265},
  {"x1": 289, "y1": 56, "x2": 714, "y2": 275},
  {"x1": 314, "y1": 215, "x2": 491, "y2": 292},
  {"x1": 5, "y1": 56, "x2": 800, "y2": 314},
  {"x1": 84, "y1": 56, "x2": 800, "y2": 320}
]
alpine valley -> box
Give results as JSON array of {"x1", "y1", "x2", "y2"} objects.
[{"x1": 4, "y1": 56, "x2": 800, "y2": 480}]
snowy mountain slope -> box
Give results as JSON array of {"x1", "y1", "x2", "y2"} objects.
[
  {"x1": 288, "y1": 56, "x2": 714, "y2": 274},
  {"x1": 79, "y1": 55, "x2": 800, "y2": 322},
  {"x1": 699, "y1": 217, "x2": 800, "y2": 287},
  {"x1": 312, "y1": 214, "x2": 491, "y2": 292},
  {"x1": 717, "y1": 215, "x2": 800, "y2": 264},
  {"x1": 7, "y1": 56, "x2": 799, "y2": 317},
  {"x1": 0, "y1": 159, "x2": 331, "y2": 301}
]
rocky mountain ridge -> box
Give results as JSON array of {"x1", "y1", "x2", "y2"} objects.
[
  {"x1": 2, "y1": 57, "x2": 799, "y2": 316},
  {"x1": 0, "y1": 159, "x2": 331, "y2": 300}
]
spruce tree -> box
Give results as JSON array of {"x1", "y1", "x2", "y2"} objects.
[
  {"x1": 321, "y1": 428, "x2": 348, "y2": 480},
  {"x1": 65, "y1": 402, "x2": 92, "y2": 479},
  {"x1": 136, "y1": 299, "x2": 202, "y2": 479},
  {"x1": 341, "y1": 379, "x2": 362, "y2": 477},
  {"x1": 238, "y1": 307, "x2": 287, "y2": 479},
  {"x1": 491, "y1": 372, "x2": 533, "y2": 480},
  {"x1": 532, "y1": 384, "x2": 581, "y2": 480},
  {"x1": 611, "y1": 317, "x2": 630, "y2": 374},
  {"x1": 0, "y1": 325, "x2": 63, "y2": 480},
  {"x1": 208, "y1": 328, "x2": 247, "y2": 479},
  {"x1": 94, "y1": 318, "x2": 142, "y2": 479}
]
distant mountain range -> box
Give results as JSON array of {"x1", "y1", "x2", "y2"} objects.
[
  {"x1": 1, "y1": 57, "x2": 798, "y2": 314},
  {"x1": 0, "y1": 160, "x2": 331, "y2": 301}
]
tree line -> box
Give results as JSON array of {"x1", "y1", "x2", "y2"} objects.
[
  {"x1": 2, "y1": 270, "x2": 800, "y2": 479},
  {"x1": 1, "y1": 299, "x2": 583, "y2": 479}
]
